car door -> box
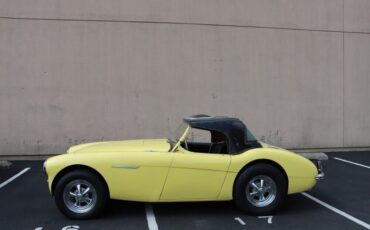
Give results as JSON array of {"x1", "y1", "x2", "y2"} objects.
[
  {"x1": 160, "y1": 146, "x2": 231, "y2": 201},
  {"x1": 103, "y1": 151, "x2": 173, "y2": 202}
]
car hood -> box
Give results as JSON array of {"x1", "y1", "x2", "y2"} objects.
[{"x1": 67, "y1": 139, "x2": 171, "y2": 154}]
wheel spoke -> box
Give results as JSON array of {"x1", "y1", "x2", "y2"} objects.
[
  {"x1": 69, "y1": 191, "x2": 77, "y2": 197},
  {"x1": 76, "y1": 184, "x2": 81, "y2": 195},
  {"x1": 82, "y1": 187, "x2": 90, "y2": 195},
  {"x1": 250, "y1": 191, "x2": 258, "y2": 196},
  {"x1": 260, "y1": 179, "x2": 264, "y2": 188},
  {"x1": 251, "y1": 182, "x2": 259, "y2": 190},
  {"x1": 83, "y1": 197, "x2": 92, "y2": 203}
]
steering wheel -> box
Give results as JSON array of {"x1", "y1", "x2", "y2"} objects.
[{"x1": 184, "y1": 138, "x2": 189, "y2": 150}]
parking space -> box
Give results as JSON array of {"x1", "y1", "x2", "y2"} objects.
[
  {"x1": 0, "y1": 161, "x2": 148, "y2": 230},
  {"x1": 308, "y1": 152, "x2": 370, "y2": 224},
  {"x1": 0, "y1": 151, "x2": 369, "y2": 230}
]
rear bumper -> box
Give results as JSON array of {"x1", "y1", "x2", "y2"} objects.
[
  {"x1": 297, "y1": 152, "x2": 327, "y2": 180},
  {"x1": 314, "y1": 160, "x2": 325, "y2": 180}
]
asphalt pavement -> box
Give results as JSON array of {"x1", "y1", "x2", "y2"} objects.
[{"x1": 0, "y1": 151, "x2": 369, "y2": 230}]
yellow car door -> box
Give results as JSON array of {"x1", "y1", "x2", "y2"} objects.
[
  {"x1": 103, "y1": 150, "x2": 173, "y2": 202},
  {"x1": 160, "y1": 146, "x2": 231, "y2": 201}
]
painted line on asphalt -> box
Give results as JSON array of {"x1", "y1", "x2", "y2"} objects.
[
  {"x1": 145, "y1": 203, "x2": 158, "y2": 230},
  {"x1": 258, "y1": 216, "x2": 273, "y2": 224},
  {"x1": 234, "y1": 217, "x2": 246, "y2": 225},
  {"x1": 0, "y1": 167, "x2": 31, "y2": 188},
  {"x1": 302, "y1": 192, "x2": 370, "y2": 230},
  {"x1": 334, "y1": 157, "x2": 370, "y2": 169}
]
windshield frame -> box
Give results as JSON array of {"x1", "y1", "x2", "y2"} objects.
[{"x1": 167, "y1": 121, "x2": 190, "y2": 152}]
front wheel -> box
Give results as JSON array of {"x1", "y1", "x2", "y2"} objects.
[
  {"x1": 54, "y1": 169, "x2": 108, "y2": 219},
  {"x1": 233, "y1": 163, "x2": 287, "y2": 215}
]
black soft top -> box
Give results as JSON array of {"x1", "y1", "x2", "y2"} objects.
[{"x1": 183, "y1": 115, "x2": 261, "y2": 154}]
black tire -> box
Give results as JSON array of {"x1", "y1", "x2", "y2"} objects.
[
  {"x1": 54, "y1": 169, "x2": 108, "y2": 219},
  {"x1": 233, "y1": 163, "x2": 287, "y2": 215}
]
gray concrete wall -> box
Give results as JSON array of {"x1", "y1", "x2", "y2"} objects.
[{"x1": 0, "y1": 0, "x2": 369, "y2": 156}]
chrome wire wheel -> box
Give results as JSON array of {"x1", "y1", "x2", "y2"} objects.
[
  {"x1": 245, "y1": 175, "x2": 277, "y2": 207},
  {"x1": 63, "y1": 179, "x2": 97, "y2": 214}
]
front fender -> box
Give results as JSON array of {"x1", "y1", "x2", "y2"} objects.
[{"x1": 44, "y1": 153, "x2": 110, "y2": 194}]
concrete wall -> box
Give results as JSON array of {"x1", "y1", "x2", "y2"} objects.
[{"x1": 0, "y1": 0, "x2": 369, "y2": 156}]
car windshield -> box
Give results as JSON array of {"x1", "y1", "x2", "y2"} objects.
[{"x1": 167, "y1": 121, "x2": 189, "y2": 148}]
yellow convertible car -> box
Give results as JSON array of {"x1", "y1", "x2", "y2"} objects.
[{"x1": 44, "y1": 115, "x2": 326, "y2": 219}]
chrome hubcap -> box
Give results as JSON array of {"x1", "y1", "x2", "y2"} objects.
[
  {"x1": 246, "y1": 175, "x2": 277, "y2": 207},
  {"x1": 63, "y1": 179, "x2": 97, "y2": 213}
]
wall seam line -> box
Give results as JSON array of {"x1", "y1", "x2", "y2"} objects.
[
  {"x1": 0, "y1": 16, "x2": 370, "y2": 35},
  {"x1": 342, "y1": 0, "x2": 345, "y2": 148}
]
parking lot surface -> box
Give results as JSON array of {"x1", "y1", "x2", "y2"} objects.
[{"x1": 0, "y1": 151, "x2": 369, "y2": 230}]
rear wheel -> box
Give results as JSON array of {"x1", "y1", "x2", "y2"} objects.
[
  {"x1": 54, "y1": 169, "x2": 108, "y2": 219},
  {"x1": 233, "y1": 163, "x2": 287, "y2": 215}
]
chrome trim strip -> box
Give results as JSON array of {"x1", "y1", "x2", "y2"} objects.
[{"x1": 111, "y1": 165, "x2": 140, "y2": 169}]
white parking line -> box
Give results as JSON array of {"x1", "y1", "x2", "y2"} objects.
[
  {"x1": 0, "y1": 167, "x2": 31, "y2": 188},
  {"x1": 302, "y1": 192, "x2": 370, "y2": 230},
  {"x1": 258, "y1": 216, "x2": 273, "y2": 224},
  {"x1": 334, "y1": 157, "x2": 370, "y2": 169},
  {"x1": 234, "y1": 217, "x2": 246, "y2": 225},
  {"x1": 145, "y1": 203, "x2": 158, "y2": 230}
]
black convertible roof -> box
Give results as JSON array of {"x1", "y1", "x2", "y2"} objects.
[
  {"x1": 183, "y1": 114, "x2": 260, "y2": 153},
  {"x1": 183, "y1": 114, "x2": 243, "y2": 129}
]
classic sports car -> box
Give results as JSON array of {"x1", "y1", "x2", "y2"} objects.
[{"x1": 44, "y1": 115, "x2": 326, "y2": 219}]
